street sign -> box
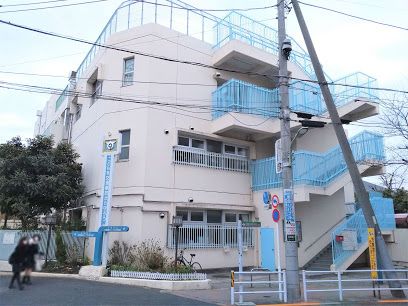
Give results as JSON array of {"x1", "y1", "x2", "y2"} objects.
[
  {"x1": 272, "y1": 209, "x2": 280, "y2": 223},
  {"x1": 272, "y1": 194, "x2": 279, "y2": 208},
  {"x1": 263, "y1": 191, "x2": 271, "y2": 208},
  {"x1": 368, "y1": 227, "x2": 378, "y2": 279},
  {"x1": 283, "y1": 189, "x2": 296, "y2": 242},
  {"x1": 275, "y1": 139, "x2": 282, "y2": 174},
  {"x1": 72, "y1": 231, "x2": 98, "y2": 238},
  {"x1": 102, "y1": 138, "x2": 119, "y2": 154},
  {"x1": 242, "y1": 221, "x2": 261, "y2": 228},
  {"x1": 100, "y1": 225, "x2": 129, "y2": 232}
]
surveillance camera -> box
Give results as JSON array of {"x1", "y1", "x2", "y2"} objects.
[
  {"x1": 189, "y1": 126, "x2": 194, "y2": 131},
  {"x1": 164, "y1": 129, "x2": 169, "y2": 134},
  {"x1": 282, "y1": 38, "x2": 292, "y2": 60},
  {"x1": 188, "y1": 197, "x2": 194, "y2": 203},
  {"x1": 159, "y1": 212, "x2": 165, "y2": 219},
  {"x1": 213, "y1": 72, "x2": 221, "y2": 78}
]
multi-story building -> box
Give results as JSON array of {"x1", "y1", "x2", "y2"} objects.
[{"x1": 34, "y1": 0, "x2": 395, "y2": 270}]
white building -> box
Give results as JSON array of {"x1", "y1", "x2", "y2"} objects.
[{"x1": 34, "y1": 1, "x2": 395, "y2": 271}]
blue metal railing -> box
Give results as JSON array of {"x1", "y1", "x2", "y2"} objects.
[
  {"x1": 331, "y1": 194, "x2": 396, "y2": 268},
  {"x1": 252, "y1": 131, "x2": 384, "y2": 191}
]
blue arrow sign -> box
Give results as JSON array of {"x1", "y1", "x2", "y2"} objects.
[
  {"x1": 72, "y1": 231, "x2": 98, "y2": 238},
  {"x1": 100, "y1": 225, "x2": 129, "y2": 232}
]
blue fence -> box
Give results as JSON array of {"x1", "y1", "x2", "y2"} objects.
[
  {"x1": 331, "y1": 194, "x2": 396, "y2": 269},
  {"x1": 0, "y1": 230, "x2": 85, "y2": 263},
  {"x1": 252, "y1": 131, "x2": 384, "y2": 191}
]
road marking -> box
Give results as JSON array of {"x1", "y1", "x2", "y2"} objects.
[
  {"x1": 379, "y1": 300, "x2": 408, "y2": 303},
  {"x1": 257, "y1": 303, "x2": 320, "y2": 306}
]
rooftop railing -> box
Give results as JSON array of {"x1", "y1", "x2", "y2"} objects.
[
  {"x1": 331, "y1": 194, "x2": 396, "y2": 269},
  {"x1": 252, "y1": 131, "x2": 384, "y2": 191},
  {"x1": 173, "y1": 145, "x2": 250, "y2": 173}
]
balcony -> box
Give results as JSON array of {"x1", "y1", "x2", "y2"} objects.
[
  {"x1": 252, "y1": 131, "x2": 384, "y2": 191},
  {"x1": 173, "y1": 145, "x2": 249, "y2": 173},
  {"x1": 167, "y1": 224, "x2": 255, "y2": 249}
]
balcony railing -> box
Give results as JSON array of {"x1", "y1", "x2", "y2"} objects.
[
  {"x1": 252, "y1": 131, "x2": 384, "y2": 191},
  {"x1": 331, "y1": 194, "x2": 396, "y2": 268},
  {"x1": 173, "y1": 145, "x2": 249, "y2": 173},
  {"x1": 167, "y1": 224, "x2": 255, "y2": 249}
]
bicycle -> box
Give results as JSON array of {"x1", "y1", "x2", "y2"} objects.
[{"x1": 177, "y1": 249, "x2": 203, "y2": 273}]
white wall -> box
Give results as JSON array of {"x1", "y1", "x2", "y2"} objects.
[{"x1": 388, "y1": 229, "x2": 408, "y2": 266}]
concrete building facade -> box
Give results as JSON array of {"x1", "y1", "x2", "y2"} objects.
[{"x1": 34, "y1": 1, "x2": 393, "y2": 270}]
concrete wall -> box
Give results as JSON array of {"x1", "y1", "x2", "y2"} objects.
[{"x1": 388, "y1": 229, "x2": 408, "y2": 266}]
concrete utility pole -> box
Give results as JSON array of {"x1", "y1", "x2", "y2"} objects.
[
  {"x1": 277, "y1": 0, "x2": 301, "y2": 302},
  {"x1": 290, "y1": 0, "x2": 405, "y2": 297}
]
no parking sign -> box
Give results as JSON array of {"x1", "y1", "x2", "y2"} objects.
[{"x1": 271, "y1": 194, "x2": 279, "y2": 208}]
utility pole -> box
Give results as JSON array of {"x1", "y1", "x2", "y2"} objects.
[
  {"x1": 290, "y1": 0, "x2": 405, "y2": 297},
  {"x1": 277, "y1": 0, "x2": 301, "y2": 302}
]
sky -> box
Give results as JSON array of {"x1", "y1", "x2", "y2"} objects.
[{"x1": 0, "y1": 0, "x2": 407, "y2": 148}]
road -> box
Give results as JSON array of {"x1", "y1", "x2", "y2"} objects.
[{"x1": 0, "y1": 275, "x2": 217, "y2": 306}]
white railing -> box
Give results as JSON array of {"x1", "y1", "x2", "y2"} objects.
[
  {"x1": 173, "y1": 146, "x2": 249, "y2": 173},
  {"x1": 302, "y1": 269, "x2": 408, "y2": 302},
  {"x1": 111, "y1": 270, "x2": 207, "y2": 281},
  {"x1": 231, "y1": 270, "x2": 287, "y2": 304},
  {"x1": 167, "y1": 224, "x2": 255, "y2": 249}
]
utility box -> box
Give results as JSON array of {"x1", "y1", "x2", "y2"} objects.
[{"x1": 341, "y1": 229, "x2": 358, "y2": 251}]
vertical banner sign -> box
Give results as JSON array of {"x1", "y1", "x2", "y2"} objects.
[
  {"x1": 98, "y1": 137, "x2": 118, "y2": 266},
  {"x1": 368, "y1": 228, "x2": 378, "y2": 279},
  {"x1": 275, "y1": 139, "x2": 282, "y2": 174},
  {"x1": 284, "y1": 189, "x2": 296, "y2": 242}
]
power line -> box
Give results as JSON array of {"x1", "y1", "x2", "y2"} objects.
[
  {"x1": 0, "y1": 0, "x2": 109, "y2": 13},
  {"x1": 0, "y1": 0, "x2": 71, "y2": 7},
  {"x1": 298, "y1": 1, "x2": 408, "y2": 32}
]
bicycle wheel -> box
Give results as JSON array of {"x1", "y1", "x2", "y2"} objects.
[{"x1": 191, "y1": 262, "x2": 202, "y2": 273}]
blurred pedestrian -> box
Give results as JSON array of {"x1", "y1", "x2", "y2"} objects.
[
  {"x1": 23, "y1": 234, "x2": 41, "y2": 285},
  {"x1": 8, "y1": 236, "x2": 28, "y2": 290}
]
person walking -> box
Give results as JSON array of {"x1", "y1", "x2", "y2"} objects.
[
  {"x1": 8, "y1": 236, "x2": 28, "y2": 290},
  {"x1": 23, "y1": 234, "x2": 41, "y2": 285}
]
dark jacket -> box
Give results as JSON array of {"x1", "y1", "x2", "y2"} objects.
[
  {"x1": 25, "y1": 243, "x2": 39, "y2": 268},
  {"x1": 9, "y1": 245, "x2": 27, "y2": 273}
]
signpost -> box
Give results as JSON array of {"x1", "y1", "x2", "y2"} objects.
[
  {"x1": 99, "y1": 136, "x2": 120, "y2": 266},
  {"x1": 368, "y1": 228, "x2": 378, "y2": 279},
  {"x1": 272, "y1": 208, "x2": 282, "y2": 301},
  {"x1": 72, "y1": 225, "x2": 129, "y2": 266},
  {"x1": 283, "y1": 189, "x2": 296, "y2": 242}
]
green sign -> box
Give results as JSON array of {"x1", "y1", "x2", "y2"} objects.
[{"x1": 242, "y1": 221, "x2": 261, "y2": 228}]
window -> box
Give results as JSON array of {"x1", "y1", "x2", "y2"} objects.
[
  {"x1": 123, "y1": 57, "x2": 134, "y2": 86},
  {"x1": 178, "y1": 136, "x2": 189, "y2": 146},
  {"x1": 237, "y1": 147, "x2": 247, "y2": 156},
  {"x1": 75, "y1": 104, "x2": 82, "y2": 122},
  {"x1": 239, "y1": 213, "x2": 249, "y2": 222},
  {"x1": 119, "y1": 130, "x2": 130, "y2": 160},
  {"x1": 207, "y1": 140, "x2": 222, "y2": 153},
  {"x1": 177, "y1": 210, "x2": 188, "y2": 221},
  {"x1": 91, "y1": 80, "x2": 102, "y2": 105},
  {"x1": 190, "y1": 211, "x2": 204, "y2": 222},
  {"x1": 225, "y1": 213, "x2": 237, "y2": 223},
  {"x1": 207, "y1": 210, "x2": 222, "y2": 223},
  {"x1": 224, "y1": 144, "x2": 247, "y2": 157},
  {"x1": 191, "y1": 139, "x2": 204, "y2": 149},
  {"x1": 224, "y1": 145, "x2": 236, "y2": 154}
]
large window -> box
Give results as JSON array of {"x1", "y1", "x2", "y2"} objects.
[
  {"x1": 123, "y1": 57, "x2": 134, "y2": 86},
  {"x1": 75, "y1": 104, "x2": 82, "y2": 122},
  {"x1": 119, "y1": 130, "x2": 130, "y2": 160},
  {"x1": 91, "y1": 80, "x2": 103, "y2": 105}
]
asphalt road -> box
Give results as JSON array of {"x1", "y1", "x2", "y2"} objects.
[{"x1": 0, "y1": 275, "x2": 217, "y2": 306}]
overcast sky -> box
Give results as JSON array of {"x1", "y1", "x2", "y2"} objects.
[{"x1": 0, "y1": 0, "x2": 407, "y2": 145}]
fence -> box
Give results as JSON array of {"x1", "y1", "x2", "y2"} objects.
[
  {"x1": 111, "y1": 270, "x2": 207, "y2": 280},
  {"x1": 302, "y1": 269, "x2": 408, "y2": 302},
  {"x1": 167, "y1": 224, "x2": 255, "y2": 249},
  {"x1": 173, "y1": 145, "x2": 249, "y2": 172},
  {"x1": 0, "y1": 230, "x2": 85, "y2": 262},
  {"x1": 252, "y1": 131, "x2": 384, "y2": 190},
  {"x1": 230, "y1": 270, "x2": 287, "y2": 304},
  {"x1": 331, "y1": 194, "x2": 396, "y2": 269}
]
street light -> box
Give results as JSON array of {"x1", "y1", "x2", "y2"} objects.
[
  {"x1": 43, "y1": 214, "x2": 57, "y2": 266},
  {"x1": 172, "y1": 215, "x2": 183, "y2": 268}
]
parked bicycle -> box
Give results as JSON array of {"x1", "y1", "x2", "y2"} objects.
[{"x1": 177, "y1": 249, "x2": 203, "y2": 273}]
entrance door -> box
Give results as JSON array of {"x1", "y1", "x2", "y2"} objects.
[{"x1": 260, "y1": 227, "x2": 276, "y2": 271}]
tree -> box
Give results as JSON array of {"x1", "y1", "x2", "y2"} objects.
[
  {"x1": 0, "y1": 135, "x2": 83, "y2": 229},
  {"x1": 383, "y1": 187, "x2": 408, "y2": 213}
]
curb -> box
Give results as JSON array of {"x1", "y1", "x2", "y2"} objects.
[{"x1": 0, "y1": 271, "x2": 80, "y2": 279}]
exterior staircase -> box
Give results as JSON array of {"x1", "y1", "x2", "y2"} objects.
[{"x1": 304, "y1": 244, "x2": 333, "y2": 271}]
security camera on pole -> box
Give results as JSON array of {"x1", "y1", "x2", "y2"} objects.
[{"x1": 277, "y1": 0, "x2": 301, "y2": 302}]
